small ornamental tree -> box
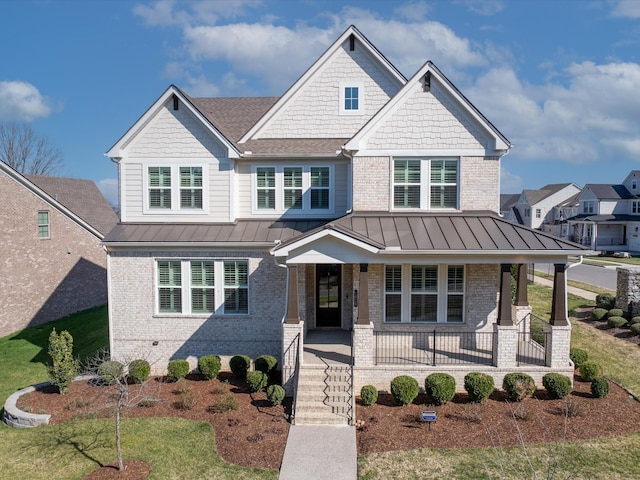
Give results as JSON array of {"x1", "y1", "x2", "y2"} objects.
[{"x1": 47, "y1": 328, "x2": 79, "y2": 395}]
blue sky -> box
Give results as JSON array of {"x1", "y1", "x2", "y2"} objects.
[{"x1": 3, "y1": 0, "x2": 640, "y2": 206}]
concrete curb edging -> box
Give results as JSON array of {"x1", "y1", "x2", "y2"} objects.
[{"x1": 3, "y1": 382, "x2": 52, "y2": 428}]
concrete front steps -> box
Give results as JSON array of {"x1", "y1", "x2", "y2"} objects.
[{"x1": 294, "y1": 365, "x2": 353, "y2": 426}]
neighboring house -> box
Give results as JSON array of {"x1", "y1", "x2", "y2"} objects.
[
  {"x1": 567, "y1": 171, "x2": 640, "y2": 252},
  {"x1": 0, "y1": 162, "x2": 119, "y2": 337},
  {"x1": 512, "y1": 183, "x2": 581, "y2": 230},
  {"x1": 500, "y1": 193, "x2": 521, "y2": 224},
  {"x1": 539, "y1": 192, "x2": 580, "y2": 239},
  {"x1": 103, "y1": 26, "x2": 584, "y2": 404}
]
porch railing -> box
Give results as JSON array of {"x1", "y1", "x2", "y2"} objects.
[
  {"x1": 517, "y1": 314, "x2": 550, "y2": 367},
  {"x1": 374, "y1": 330, "x2": 495, "y2": 366}
]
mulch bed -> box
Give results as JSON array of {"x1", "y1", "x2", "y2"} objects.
[{"x1": 573, "y1": 305, "x2": 640, "y2": 346}]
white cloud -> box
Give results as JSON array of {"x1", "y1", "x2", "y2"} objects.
[
  {"x1": 455, "y1": 0, "x2": 505, "y2": 16},
  {"x1": 500, "y1": 166, "x2": 523, "y2": 193},
  {"x1": 97, "y1": 178, "x2": 119, "y2": 207},
  {"x1": 611, "y1": 0, "x2": 640, "y2": 18},
  {"x1": 0, "y1": 81, "x2": 54, "y2": 121},
  {"x1": 133, "y1": 0, "x2": 262, "y2": 27}
]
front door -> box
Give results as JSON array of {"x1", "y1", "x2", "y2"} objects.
[{"x1": 316, "y1": 264, "x2": 341, "y2": 327}]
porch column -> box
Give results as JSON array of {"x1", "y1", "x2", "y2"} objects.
[
  {"x1": 357, "y1": 263, "x2": 370, "y2": 325},
  {"x1": 514, "y1": 264, "x2": 528, "y2": 306},
  {"x1": 285, "y1": 265, "x2": 300, "y2": 324},
  {"x1": 497, "y1": 263, "x2": 513, "y2": 326},
  {"x1": 550, "y1": 263, "x2": 569, "y2": 326}
]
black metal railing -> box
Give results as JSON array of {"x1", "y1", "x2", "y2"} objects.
[
  {"x1": 373, "y1": 330, "x2": 494, "y2": 366},
  {"x1": 517, "y1": 314, "x2": 550, "y2": 366}
]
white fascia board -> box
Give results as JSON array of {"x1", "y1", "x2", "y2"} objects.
[
  {"x1": 239, "y1": 25, "x2": 406, "y2": 143},
  {"x1": 351, "y1": 148, "x2": 488, "y2": 157},
  {"x1": 106, "y1": 86, "x2": 240, "y2": 159},
  {"x1": 272, "y1": 229, "x2": 380, "y2": 257},
  {"x1": 102, "y1": 242, "x2": 276, "y2": 250}
]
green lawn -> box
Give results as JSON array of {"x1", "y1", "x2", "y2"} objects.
[{"x1": 0, "y1": 306, "x2": 277, "y2": 479}]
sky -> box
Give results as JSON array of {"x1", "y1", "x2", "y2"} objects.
[{"x1": 2, "y1": 0, "x2": 640, "y2": 206}]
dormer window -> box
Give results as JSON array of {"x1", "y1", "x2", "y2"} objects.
[
  {"x1": 340, "y1": 82, "x2": 363, "y2": 115},
  {"x1": 633, "y1": 180, "x2": 637, "y2": 190}
]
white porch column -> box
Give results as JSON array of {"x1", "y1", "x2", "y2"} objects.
[
  {"x1": 493, "y1": 324, "x2": 517, "y2": 368},
  {"x1": 352, "y1": 322, "x2": 374, "y2": 366},
  {"x1": 282, "y1": 321, "x2": 304, "y2": 396},
  {"x1": 547, "y1": 324, "x2": 572, "y2": 368}
]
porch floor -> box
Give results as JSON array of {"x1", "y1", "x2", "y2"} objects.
[{"x1": 303, "y1": 329, "x2": 352, "y2": 366}]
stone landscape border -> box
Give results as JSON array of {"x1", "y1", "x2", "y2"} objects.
[{"x1": 3, "y1": 382, "x2": 52, "y2": 428}]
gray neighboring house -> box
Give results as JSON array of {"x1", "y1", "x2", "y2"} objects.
[
  {"x1": 104, "y1": 26, "x2": 585, "y2": 408},
  {"x1": 0, "y1": 161, "x2": 118, "y2": 337}
]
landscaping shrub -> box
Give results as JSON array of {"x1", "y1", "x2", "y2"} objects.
[
  {"x1": 266, "y1": 384, "x2": 286, "y2": 406},
  {"x1": 97, "y1": 360, "x2": 124, "y2": 385},
  {"x1": 590, "y1": 308, "x2": 608, "y2": 321},
  {"x1": 198, "y1": 355, "x2": 221, "y2": 380},
  {"x1": 128, "y1": 359, "x2": 150, "y2": 384},
  {"x1": 569, "y1": 348, "x2": 588, "y2": 368},
  {"x1": 167, "y1": 359, "x2": 190, "y2": 382},
  {"x1": 174, "y1": 378, "x2": 191, "y2": 394},
  {"x1": 360, "y1": 385, "x2": 378, "y2": 406},
  {"x1": 630, "y1": 316, "x2": 640, "y2": 325},
  {"x1": 607, "y1": 308, "x2": 624, "y2": 318},
  {"x1": 47, "y1": 328, "x2": 79, "y2": 395},
  {"x1": 591, "y1": 377, "x2": 610, "y2": 398},
  {"x1": 176, "y1": 391, "x2": 197, "y2": 410},
  {"x1": 208, "y1": 394, "x2": 237, "y2": 413},
  {"x1": 631, "y1": 323, "x2": 640, "y2": 336},
  {"x1": 502, "y1": 373, "x2": 535, "y2": 402},
  {"x1": 390, "y1": 375, "x2": 419, "y2": 406},
  {"x1": 254, "y1": 355, "x2": 278, "y2": 374},
  {"x1": 607, "y1": 316, "x2": 627, "y2": 329},
  {"x1": 579, "y1": 361, "x2": 603, "y2": 381},
  {"x1": 596, "y1": 293, "x2": 615, "y2": 309},
  {"x1": 246, "y1": 371, "x2": 269, "y2": 392},
  {"x1": 464, "y1": 372, "x2": 494, "y2": 403},
  {"x1": 230, "y1": 355, "x2": 251, "y2": 379},
  {"x1": 424, "y1": 373, "x2": 456, "y2": 405},
  {"x1": 542, "y1": 373, "x2": 572, "y2": 399}
]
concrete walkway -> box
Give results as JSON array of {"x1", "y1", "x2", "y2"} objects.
[
  {"x1": 279, "y1": 425, "x2": 357, "y2": 480},
  {"x1": 532, "y1": 275, "x2": 597, "y2": 302}
]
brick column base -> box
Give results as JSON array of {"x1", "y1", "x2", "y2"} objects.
[
  {"x1": 352, "y1": 322, "x2": 374, "y2": 366},
  {"x1": 282, "y1": 321, "x2": 304, "y2": 396},
  {"x1": 547, "y1": 324, "x2": 571, "y2": 369},
  {"x1": 493, "y1": 324, "x2": 517, "y2": 368}
]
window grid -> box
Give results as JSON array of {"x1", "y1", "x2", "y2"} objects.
[
  {"x1": 447, "y1": 266, "x2": 464, "y2": 323},
  {"x1": 393, "y1": 160, "x2": 421, "y2": 208},
  {"x1": 633, "y1": 201, "x2": 640, "y2": 214},
  {"x1": 283, "y1": 167, "x2": 303, "y2": 209},
  {"x1": 385, "y1": 265, "x2": 402, "y2": 322},
  {"x1": 256, "y1": 167, "x2": 276, "y2": 209},
  {"x1": 37, "y1": 210, "x2": 50, "y2": 239},
  {"x1": 190, "y1": 261, "x2": 214, "y2": 313},
  {"x1": 410, "y1": 266, "x2": 438, "y2": 322},
  {"x1": 429, "y1": 160, "x2": 458, "y2": 209},
  {"x1": 393, "y1": 159, "x2": 458, "y2": 210},
  {"x1": 223, "y1": 261, "x2": 249, "y2": 314},
  {"x1": 157, "y1": 261, "x2": 182, "y2": 313},
  {"x1": 344, "y1": 87, "x2": 359, "y2": 110},
  {"x1": 148, "y1": 167, "x2": 172, "y2": 209},
  {"x1": 179, "y1": 167, "x2": 203, "y2": 209},
  {"x1": 310, "y1": 167, "x2": 330, "y2": 209}
]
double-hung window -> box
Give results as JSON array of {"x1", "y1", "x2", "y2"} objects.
[
  {"x1": 37, "y1": 210, "x2": 50, "y2": 239},
  {"x1": 384, "y1": 264, "x2": 465, "y2": 323},
  {"x1": 252, "y1": 165, "x2": 333, "y2": 214},
  {"x1": 393, "y1": 158, "x2": 458, "y2": 210},
  {"x1": 583, "y1": 201, "x2": 594, "y2": 214},
  {"x1": 156, "y1": 259, "x2": 249, "y2": 315},
  {"x1": 146, "y1": 165, "x2": 206, "y2": 213},
  {"x1": 633, "y1": 200, "x2": 640, "y2": 214}
]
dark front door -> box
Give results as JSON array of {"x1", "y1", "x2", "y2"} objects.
[{"x1": 316, "y1": 264, "x2": 341, "y2": 327}]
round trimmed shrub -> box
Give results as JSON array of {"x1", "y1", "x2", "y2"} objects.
[
  {"x1": 591, "y1": 377, "x2": 610, "y2": 398},
  {"x1": 607, "y1": 308, "x2": 624, "y2": 318},
  {"x1": 424, "y1": 373, "x2": 456, "y2": 406},
  {"x1": 502, "y1": 373, "x2": 535, "y2": 402},
  {"x1": 569, "y1": 348, "x2": 588, "y2": 368},
  {"x1": 607, "y1": 316, "x2": 627, "y2": 329},
  {"x1": 542, "y1": 373, "x2": 572, "y2": 399},
  {"x1": 464, "y1": 372, "x2": 494, "y2": 403},
  {"x1": 167, "y1": 359, "x2": 190, "y2": 382},
  {"x1": 596, "y1": 293, "x2": 615, "y2": 310},
  {"x1": 360, "y1": 385, "x2": 378, "y2": 406},
  {"x1": 631, "y1": 323, "x2": 640, "y2": 336},
  {"x1": 246, "y1": 371, "x2": 269, "y2": 392},
  {"x1": 98, "y1": 360, "x2": 124, "y2": 385},
  {"x1": 390, "y1": 375, "x2": 419, "y2": 406},
  {"x1": 128, "y1": 359, "x2": 150, "y2": 384},
  {"x1": 630, "y1": 317, "x2": 640, "y2": 325},
  {"x1": 579, "y1": 362, "x2": 603, "y2": 382},
  {"x1": 255, "y1": 355, "x2": 278, "y2": 373},
  {"x1": 230, "y1": 355, "x2": 251, "y2": 379},
  {"x1": 590, "y1": 308, "x2": 608, "y2": 321},
  {"x1": 198, "y1": 355, "x2": 221, "y2": 380},
  {"x1": 266, "y1": 384, "x2": 285, "y2": 406}
]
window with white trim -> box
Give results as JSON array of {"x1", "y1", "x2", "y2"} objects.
[
  {"x1": 37, "y1": 210, "x2": 50, "y2": 239},
  {"x1": 339, "y1": 82, "x2": 363, "y2": 115},
  {"x1": 535, "y1": 208, "x2": 541, "y2": 219},
  {"x1": 393, "y1": 158, "x2": 458, "y2": 210},
  {"x1": 384, "y1": 264, "x2": 465, "y2": 323},
  {"x1": 156, "y1": 259, "x2": 249, "y2": 315},
  {"x1": 252, "y1": 165, "x2": 333, "y2": 214},
  {"x1": 146, "y1": 165, "x2": 206, "y2": 212},
  {"x1": 583, "y1": 201, "x2": 595, "y2": 214},
  {"x1": 632, "y1": 200, "x2": 640, "y2": 214}
]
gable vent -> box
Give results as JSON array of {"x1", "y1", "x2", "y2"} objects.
[
  {"x1": 349, "y1": 34, "x2": 355, "y2": 51},
  {"x1": 424, "y1": 71, "x2": 431, "y2": 92},
  {"x1": 173, "y1": 94, "x2": 179, "y2": 111}
]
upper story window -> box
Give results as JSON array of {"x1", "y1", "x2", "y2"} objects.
[
  {"x1": 583, "y1": 201, "x2": 595, "y2": 214},
  {"x1": 385, "y1": 264, "x2": 464, "y2": 323},
  {"x1": 37, "y1": 210, "x2": 50, "y2": 239},
  {"x1": 633, "y1": 180, "x2": 638, "y2": 191},
  {"x1": 252, "y1": 165, "x2": 333, "y2": 214},
  {"x1": 157, "y1": 259, "x2": 248, "y2": 315},
  {"x1": 146, "y1": 165, "x2": 207, "y2": 214},
  {"x1": 340, "y1": 82, "x2": 363, "y2": 115},
  {"x1": 535, "y1": 208, "x2": 541, "y2": 219},
  {"x1": 393, "y1": 158, "x2": 458, "y2": 210},
  {"x1": 632, "y1": 200, "x2": 640, "y2": 214},
  {"x1": 524, "y1": 208, "x2": 530, "y2": 217}
]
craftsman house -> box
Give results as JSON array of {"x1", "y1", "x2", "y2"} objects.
[
  {"x1": 104, "y1": 26, "x2": 584, "y2": 422},
  {"x1": 0, "y1": 161, "x2": 118, "y2": 337}
]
